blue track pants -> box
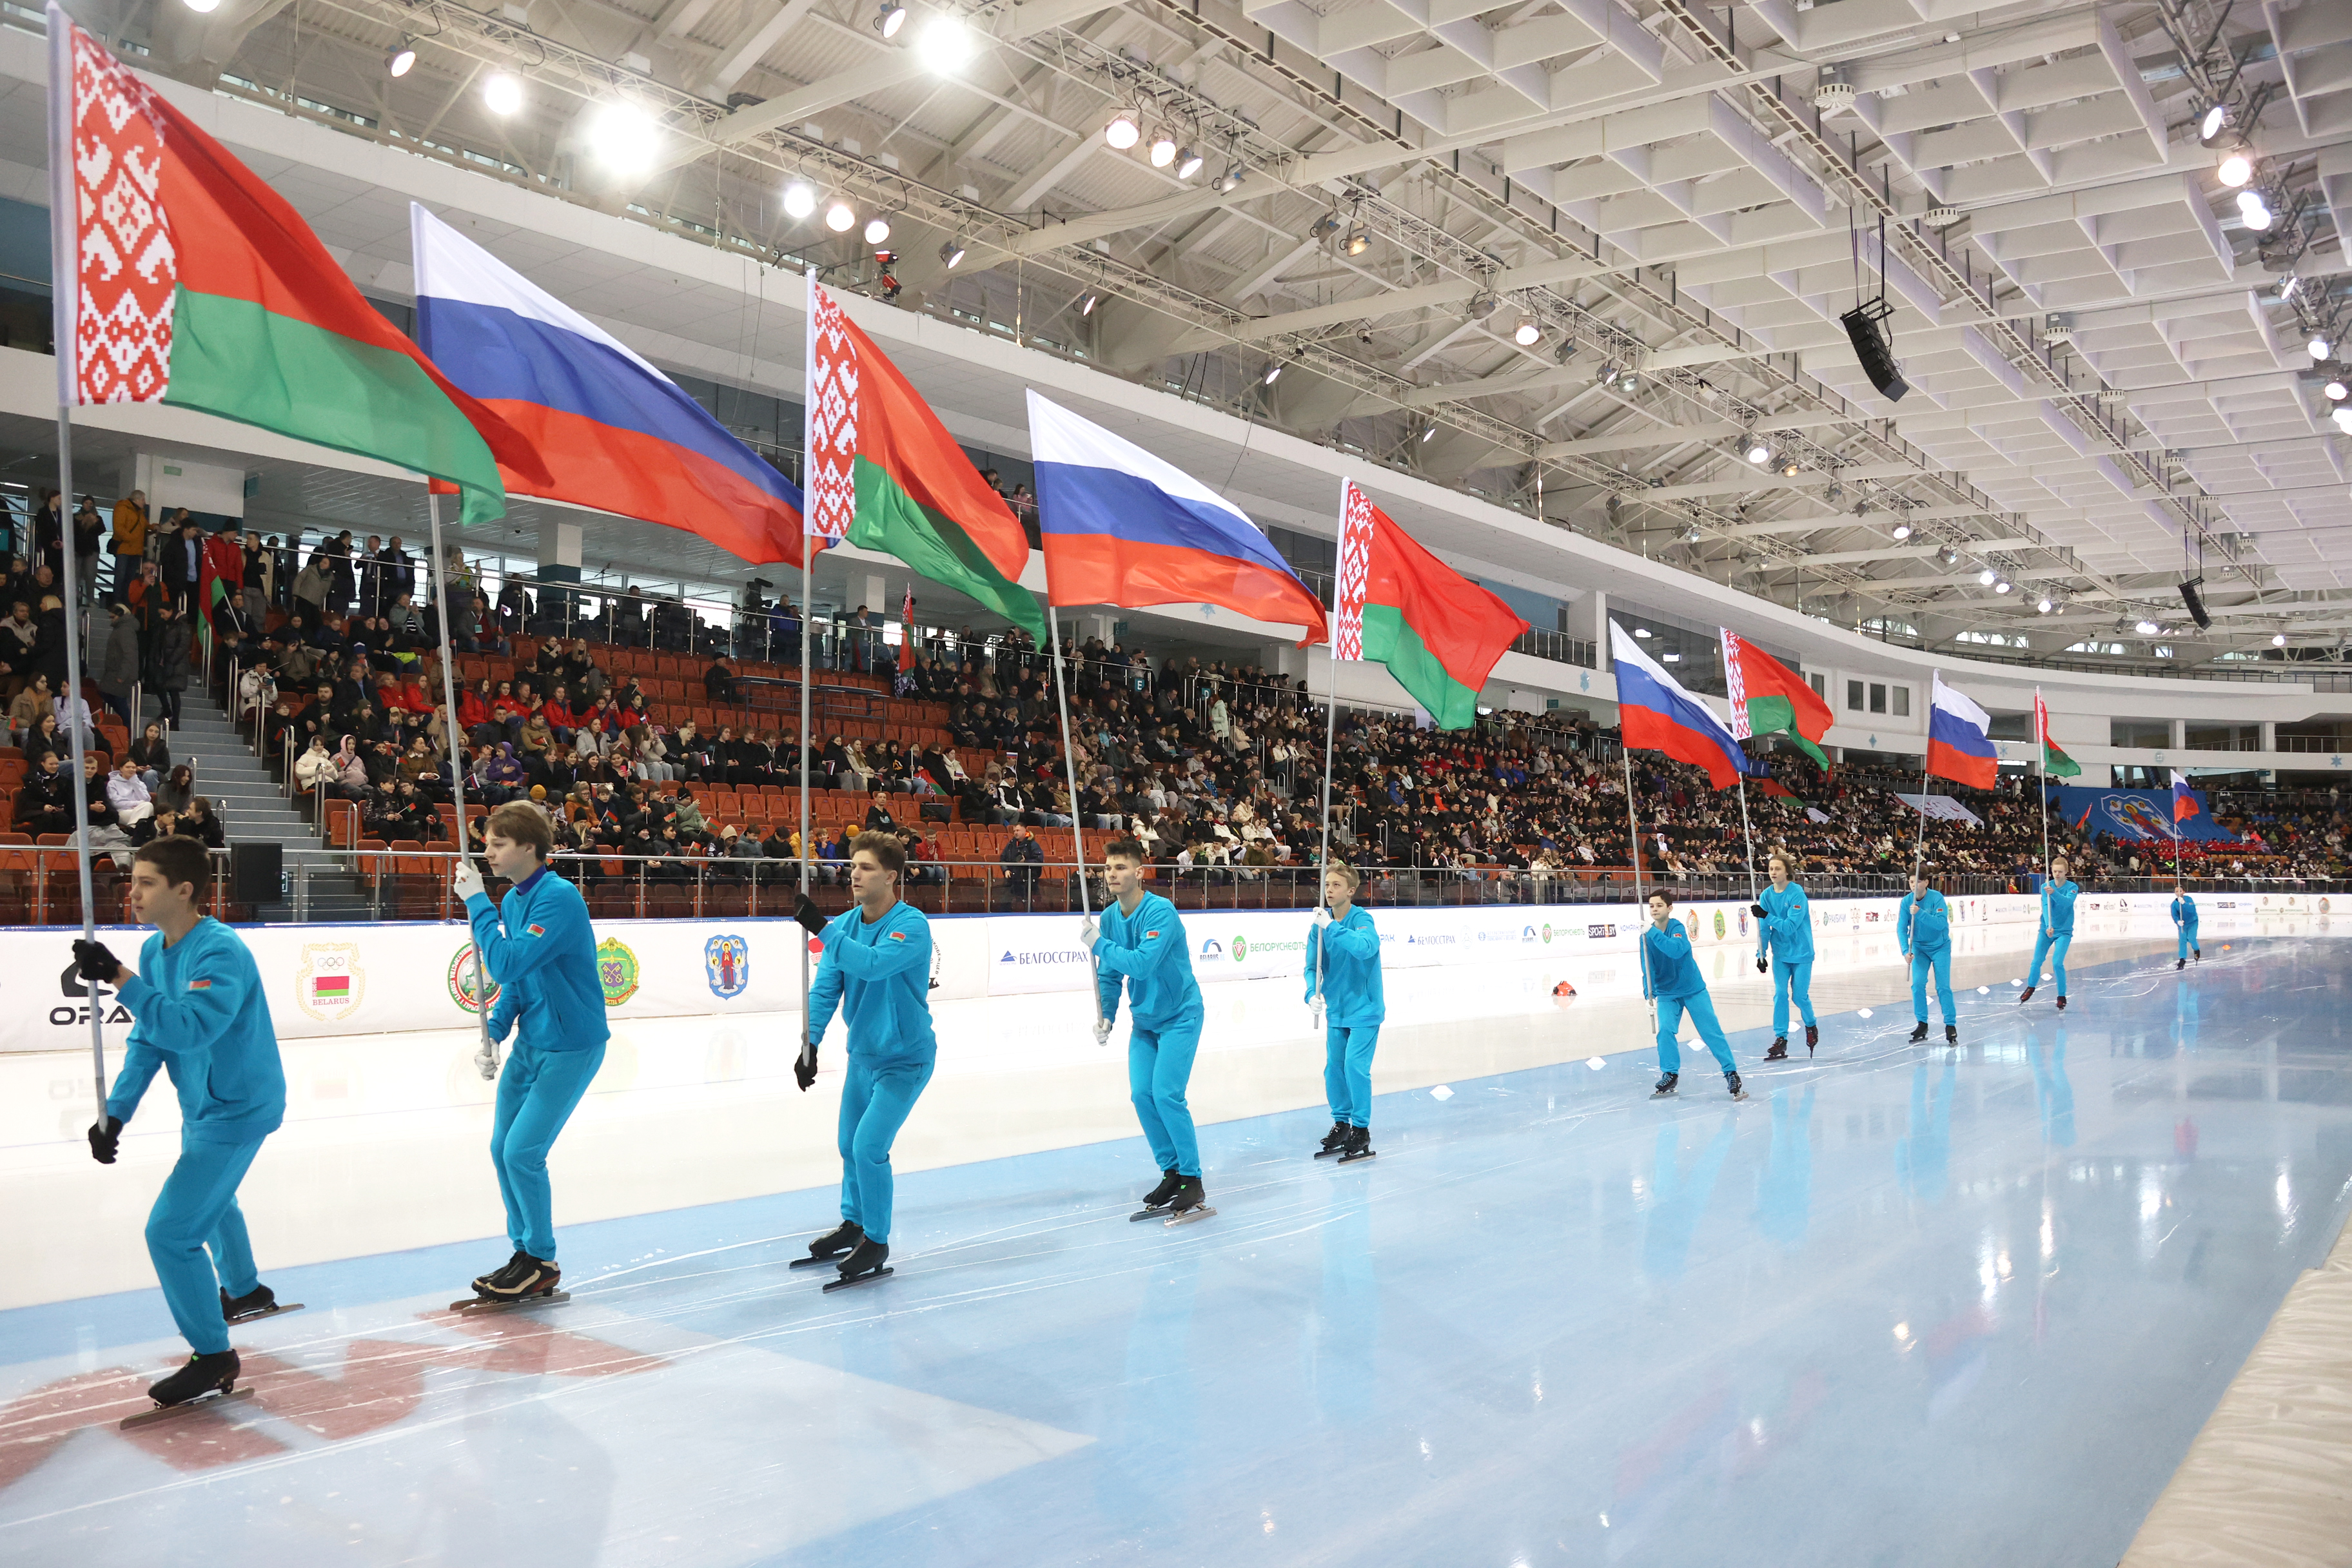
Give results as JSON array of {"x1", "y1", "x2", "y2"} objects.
[
  {"x1": 1656, "y1": 992, "x2": 1736, "y2": 1077},
  {"x1": 1322, "y1": 1024, "x2": 1380, "y2": 1127},
  {"x1": 1130, "y1": 1014, "x2": 1204, "y2": 1176},
  {"x1": 2176, "y1": 920, "x2": 2199, "y2": 963},
  {"x1": 1771, "y1": 958, "x2": 1816, "y2": 1036},
  {"x1": 838, "y1": 1055, "x2": 935, "y2": 1244},
  {"x1": 492, "y1": 1039, "x2": 606, "y2": 1261},
  {"x1": 147, "y1": 1133, "x2": 266, "y2": 1355},
  {"x1": 2029, "y1": 930, "x2": 2073, "y2": 996},
  {"x1": 1910, "y1": 947, "x2": 1955, "y2": 1025}
]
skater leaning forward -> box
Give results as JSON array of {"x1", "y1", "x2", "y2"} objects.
[
  {"x1": 79, "y1": 836, "x2": 289, "y2": 1409},
  {"x1": 455, "y1": 801, "x2": 610, "y2": 1306},
  {"x1": 1305, "y1": 860, "x2": 1382, "y2": 1162},
  {"x1": 1086, "y1": 836, "x2": 1213, "y2": 1222},
  {"x1": 790, "y1": 830, "x2": 936, "y2": 1290},
  {"x1": 1643, "y1": 888, "x2": 1746, "y2": 1102}
]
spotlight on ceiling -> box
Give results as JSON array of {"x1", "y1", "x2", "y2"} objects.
[
  {"x1": 1215, "y1": 164, "x2": 1244, "y2": 193},
  {"x1": 824, "y1": 198, "x2": 858, "y2": 233},
  {"x1": 1598, "y1": 364, "x2": 1619, "y2": 387},
  {"x1": 1513, "y1": 316, "x2": 1541, "y2": 348},
  {"x1": 875, "y1": 1, "x2": 906, "y2": 39},
  {"x1": 2136, "y1": 618, "x2": 2161, "y2": 636},
  {"x1": 939, "y1": 238, "x2": 966, "y2": 269},
  {"x1": 585, "y1": 101, "x2": 661, "y2": 179},
  {"x1": 2037, "y1": 596, "x2": 2053, "y2": 613},
  {"x1": 1781, "y1": 460, "x2": 1802, "y2": 476},
  {"x1": 1467, "y1": 291, "x2": 1499, "y2": 321},
  {"x1": 2311, "y1": 335, "x2": 2333, "y2": 360},
  {"x1": 1420, "y1": 422, "x2": 1436, "y2": 444},
  {"x1": 1343, "y1": 228, "x2": 1370, "y2": 257},
  {"x1": 1941, "y1": 547, "x2": 1959, "y2": 565},
  {"x1": 2274, "y1": 631, "x2": 2289, "y2": 647},
  {"x1": 2326, "y1": 379, "x2": 2348, "y2": 401},
  {"x1": 483, "y1": 72, "x2": 524, "y2": 116},
  {"x1": 1892, "y1": 522, "x2": 1912, "y2": 540},
  {"x1": 1104, "y1": 111, "x2": 1140, "y2": 150},
  {"x1": 915, "y1": 15, "x2": 974, "y2": 72},
  {"x1": 1261, "y1": 360, "x2": 1282, "y2": 386},
  {"x1": 862, "y1": 215, "x2": 892, "y2": 245},
  {"x1": 1175, "y1": 146, "x2": 1204, "y2": 181},
  {"x1": 1620, "y1": 371, "x2": 1639, "y2": 391},
  {"x1": 2218, "y1": 151, "x2": 2254, "y2": 188},
  {"x1": 2239, "y1": 188, "x2": 2274, "y2": 230},
  {"x1": 1632, "y1": 627, "x2": 1651, "y2": 638},
  {"x1": 1148, "y1": 131, "x2": 1177, "y2": 169},
  {"x1": 1978, "y1": 569, "x2": 1997, "y2": 586},
  {"x1": 2335, "y1": 406, "x2": 2352, "y2": 433},
  {"x1": 386, "y1": 37, "x2": 417, "y2": 77},
  {"x1": 182, "y1": 0, "x2": 221, "y2": 12},
  {"x1": 782, "y1": 181, "x2": 817, "y2": 220},
  {"x1": 1743, "y1": 437, "x2": 1770, "y2": 465},
  {"x1": 1995, "y1": 579, "x2": 2012, "y2": 594},
  {"x1": 1077, "y1": 290, "x2": 1100, "y2": 317},
  {"x1": 2200, "y1": 102, "x2": 2228, "y2": 142}
]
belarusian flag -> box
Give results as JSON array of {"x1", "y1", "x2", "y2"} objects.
[
  {"x1": 805, "y1": 277, "x2": 1043, "y2": 639},
  {"x1": 1721, "y1": 628, "x2": 1834, "y2": 769},
  {"x1": 1333, "y1": 479, "x2": 1529, "y2": 729},
  {"x1": 48, "y1": 10, "x2": 544, "y2": 525},
  {"x1": 2035, "y1": 690, "x2": 2082, "y2": 778}
]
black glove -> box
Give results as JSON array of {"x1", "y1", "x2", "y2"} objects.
[
  {"x1": 794, "y1": 1043, "x2": 817, "y2": 1091},
  {"x1": 88, "y1": 1115, "x2": 122, "y2": 1164},
  {"x1": 73, "y1": 939, "x2": 122, "y2": 984},
  {"x1": 792, "y1": 893, "x2": 827, "y2": 937},
  {"x1": 1756, "y1": 957, "x2": 1769, "y2": 974},
  {"x1": 1749, "y1": 903, "x2": 1768, "y2": 919}
]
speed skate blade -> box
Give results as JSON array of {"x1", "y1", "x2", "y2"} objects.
[
  {"x1": 821, "y1": 1267, "x2": 893, "y2": 1294},
  {"x1": 119, "y1": 1386, "x2": 254, "y2": 1430},
  {"x1": 224, "y1": 1301, "x2": 304, "y2": 1326},
  {"x1": 1128, "y1": 1207, "x2": 1172, "y2": 1222},
  {"x1": 1335, "y1": 1149, "x2": 1377, "y2": 1164},
  {"x1": 1312, "y1": 1148, "x2": 1343, "y2": 1159},
  {"x1": 1164, "y1": 1206, "x2": 1217, "y2": 1227},
  {"x1": 447, "y1": 1290, "x2": 570, "y2": 1314},
  {"x1": 788, "y1": 1255, "x2": 845, "y2": 1270}
]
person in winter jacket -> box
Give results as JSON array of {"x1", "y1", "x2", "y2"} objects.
[{"x1": 145, "y1": 602, "x2": 192, "y2": 727}]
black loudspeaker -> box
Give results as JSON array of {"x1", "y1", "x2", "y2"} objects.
[
  {"x1": 2179, "y1": 576, "x2": 2211, "y2": 631},
  {"x1": 229, "y1": 841, "x2": 281, "y2": 905},
  {"x1": 1839, "y1": 299, "x2": 1908, "y2": 402}
]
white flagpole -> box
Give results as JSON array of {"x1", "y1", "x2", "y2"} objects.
[
  {"x1": 426, "y1": 492, "x2": 495, "y2": 1079},
  {"x1": 1623, "y1": 738, "x2": 1657, "y2": 1045},
  {"x1": 798, "y1": 540, "x2": 812, "y2": 1077},
  {"x1": 2035, "y1": 688, "x2": 2052, "y2": 892},
  {"x1": 1046, "y1": 603, "x2": 1104, "y2": 1034}
]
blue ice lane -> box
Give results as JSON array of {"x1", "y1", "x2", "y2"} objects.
[{"x1": 6, "y1": 942, "x2": 2351, "y2": 1568}]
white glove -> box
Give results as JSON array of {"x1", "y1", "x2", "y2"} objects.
[
  {"x1": 452, "y1": 858, "x2": 485, "y2": 903},
  {"x1": 1313, "y1": 905, "x2": 1332, "y2": 927},
  {"x1": 1309, "y1": 995, "x2": 1325, "y2": 1026},
  {"x1": 1092, "y1": 1017, "x2": 1112, "y2": 1046},
  {"x1": 1079, "y1": 916, "x2": 1099, "y2": 949}
]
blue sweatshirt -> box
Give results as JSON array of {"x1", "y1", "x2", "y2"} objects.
[
  {"x1": 105, "y1": 917, "x2": 286, "y2": 1144},
  {"x1": 1093, "y1": 892, "x2": 1202, "y2": 1029},
  {"x1": 1304, "y1": 905, "x2": 1385, "y2": 1027},
  {"x1": 1757, "y1": 882, "x2": 1814, "y2": 963},
  {"x1": 469, "y1": 865, "x2": 609, "y2": 1052},
  {"x1": 2171, "y1": 894, "x2": 2198, "y2": 926},
  {"x1": 2040, "y1": 879, "x2": 2079, "y2": 937},
  {"x1": 1899, "y1": 889, "x2": 1950, "y2": 956},
  {"x1": 1641, "y1": 917, "x2": 1705, "y2": 1000},
  {"x1": 807, "y1": 899, "x2": 936, "y2": 1064}
]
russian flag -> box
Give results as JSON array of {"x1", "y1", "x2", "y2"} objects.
[
  {"x1": 409, "y1": 205, "x2": 812, "y2": 565},
  {"x1": 1925, "y1": 673, "x2": 1997, "y2": 789},
  {"x1": 2170, "y1": 769, "x2": 2201, "y2": 825},
  {"x1": 1028, "y1": 391, "x2": 1328, "y2": 645},
  {"x1": 1608, "y1": 622, "x2": 1756, "y2": 789}
]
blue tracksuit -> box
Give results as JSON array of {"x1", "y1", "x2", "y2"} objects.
[
  {"x1": 1094, "y1": 892, "x2": 1205, "y2": 1176},
  {"x1": 1642, "y1": 917, "x2": 1735, "y2": 1076},
  {"x1": 1306, "y1": 905, "x2": 1384, "y2": 1128},
  {"x1": 1899, "y1": 888, "x2": 1954, "y2": 1026},
  {"x1": 468, "y1": 865, "x2": 609, "y2": 1262},
  {"x1": 2030, "y1": 879, "x2": 2080, "y2": 996},
  {"x1": 2171, "y1": 894, "x2": 2199, "y2": 962},
  {"x1": 1756, "y1": 881, "x2": 1816, "y2": 1035},
  {"x1": 104, "y1": 917, "x2": 286, "y2": 1356},
  {"x1": 808, "y1": 899, "x2": 936, "y2": 1244}
]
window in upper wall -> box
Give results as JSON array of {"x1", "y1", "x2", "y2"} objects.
[
  {"x1": 1808, "y1": 672, "x2": 1827, "y2": 698},
  {"x1": 1890, "y1": 685, "x2": 1910, "y2": 717},
  {"x1": 1847, "y1": 679, "x2": 1865, "y2": 711},
  {"x1": 1868, "y1": 683, "x2": 1886, "y2": 714}
]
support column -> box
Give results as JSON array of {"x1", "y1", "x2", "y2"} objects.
[
  {"x1": 538, "y1": 520, "x2": 583, "y2": 636},
  {"x1": 2170, "y1": 718, "x2": 2186, "y2": 751}
]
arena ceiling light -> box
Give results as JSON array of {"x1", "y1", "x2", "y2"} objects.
[
  {"x1": 1420, "y1": 422, "x2": 1436, "y2": 444},
  {"x1": 483, "y1": 72, "x2": 524, "y2": 116},
  {"x1": 1173, "y1": 147, "x2": 1204, "y2": 181},
  {"x1": 1102, "y1": 110, "x2": 1140, "y2": 150},
  {"x1": 1632, "y1": 626, "x2": 1652, "y2": 638},
  {"x1": 782, "y1": 181, "x2": 817, "y2": 220},
  {"x1": 1978, "y1": 568, "x2": 1997, "y2": 586},
  {"x1": 874, "y1": 1, "x2": 907, "y2": 39},
  {"x1": 1214, "y1": 163, "x2": 1244, "y2": 194},
  {"x1": 2273, "y1": 631, "x2": 2289, "y2": 647},
  {"x1": 1743, "y1": 436, "x2": 1770, "y2": 465},
  {"x1": 2218, "y1": 151, "x2": 2254, "y2": 188},
  {"x1": 938, "y1": 238, "x2": 966, "y2": 270},
  {"x1": 1077, "y1": 289, "x2": 1098, "y2": 315},
  {"x1": 2326, "y1": 378, "x2": 2348, "y2": 400},
  {"x1": 1260, "y1": 360, "x2": 1282, "y2": 386},
  {"x1": 1342, "y1": 227, "x2": 1369, "y2": 256},
  {"x1": 2311, "y1": 335, "x2": 2333, "y2": 360},
  {"x1": 1512, "y1": 316, "x2": 1542, "y2": 348},
  {"x1": 182, "y1": 0, "x2": 220, "y2": 12},
  {"x1": 2135, "y1": 618, "x2": 2161, "y2": 635},
  {"x1": 1148, "y1": 130, "x2": 1177, "y2": 169},
  {"x1": 1781, "y1": 460, "x2": 1802, "y2": 477},
  {"x1": 584, "y1": 102, "x2": 661, "y2": 179},
  {"x1": 2239, "y1": 188, "x2": 2274, "y2": 230},
  {"x1": 863, "y1": 215, "x2": 892, "y2": 245},
  {"x1": 1891, "y1": 522, "x2": 1912, "y2": 540},
  {"x1": 1467, "y1": 291, "x2": 1499, "y2": 321},
  {"x1": 824, "y1": 197, "x2": 858, "y2": 233},
  {"x1": 2200, "y1": 101, "x2": 2229, "y2": 142},
  {"x1": 1994, "y1": 579, "x2": 2012, "y2": 594},
  {"x1": 2335, "y1": 406, "x2": 2352, "y2": 433},
  {"x1": 386, "y1": 37, "x2": 417, "y2": 77},
  {"x1": 2037, "y1": 595, "x2": 2053, "y2": 613},
  {"x1": 1940, "y1": 547, "x2": 1959, "y2": 565},
  {"x1": 914, "y1": 15, "x2": 974, "y2": 74}
]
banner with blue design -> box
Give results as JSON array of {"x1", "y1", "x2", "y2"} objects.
[{"x1": 2047, "y1": 786, "x2": 2240, "y2": 843}]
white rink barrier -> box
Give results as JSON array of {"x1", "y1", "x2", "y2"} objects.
[{"x1": 3, "y1": 888, "x2": 2337, "y2": 1053}]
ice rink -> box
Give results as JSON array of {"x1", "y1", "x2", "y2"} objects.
[{"x1": 4, "y1": 916, "x2": 2349, "y2": 1567}]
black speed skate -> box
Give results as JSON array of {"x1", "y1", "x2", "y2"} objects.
[
  {"x1": 1945, "y1": 1026, "x2": 1959, "y2": 1046},
  {"x1": 2017, "y1": 986, "x2": 2035, "y2": 1004},
  {"x1": 1908, "y1": 1021, "x2": 1929, "y2": 1043},
  {"x1": 1314, "y1": 1122, "x2": 1351, "y2": 1158},
  {"x1": 1163, "y1": 1177, "x2": 1216, "y2": 1226},
  {"x1": 219, "y1": 1284, "x2": 300, "y2": 1325},
  {"x1": 127, "y1": 1350, "x2": 241, "y2": 1424},
  {"x1": 2194, "y1": 947, "x2": 2202, "y2": 962},
  {"x1": 822, "y1": 1237, "x2": 893, "y2": 1293},
  {"x1": 1726, "y1": 1072, "x2": 1749, "y2": 1103},
  {"x1": 1764, "y1": 1037, "x2": 1789, "y2": 1061},
  {"x1": 1335, "y1": 1126, "x2": 1376, "y2": 1164},
  {"x1": 1651, "y1": 1072, "x2": 1679, "y2": 1099},
  {"x1": 2056, "y1": 995, "x2": 2068, "y2": 1012},
  {"x1": 1805, "y1": 1024, "x2": 1818, "y2": 1056},
  {"x1": 790, "y1": 1220, "x2": 865, "y2": 1269},
  {"x1": 1130, "y1": 1169, "x2": 1183, "y2": 1220},
  {"x1": 452, "y1": 1253, "x2": 564, "y2": 1312},
  {"x1": 2176, "y1": 958, "x2": 2186, "y2": 971}
]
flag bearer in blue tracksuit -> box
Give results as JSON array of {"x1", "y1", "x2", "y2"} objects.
[
  {"x1": 1752, "y1": 851, "x2": 1818, "y2": 1060},
  {"x1": 1645, "y1": 888, "x2": 1747, "y2": 1101},
  {"x1": 1088, "y1": 835, "x2": 1213, "y2": 1220},
  {"x1": 790, "y1": 830, "x2": 935, "y2": 1289},
  {"x1": 79, "y1": 837, "x2": 289, "y2": 1409},
  {"x1": 453, "y1": 800, "x2": 610, "y2": 1305},
  {"x1": 2020, "y1": 854, "x2": 2079, "y2": 1010},
  {"x1": 2171, "y1": 881, "x2": 2200, "y2": 970},
  {"x1": 1304, "y1": 860, "x2": 1383, "y2": 1162},
  {"x1": 1900, "y1": 865, "x2": 1957, "y2": 1046}
]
